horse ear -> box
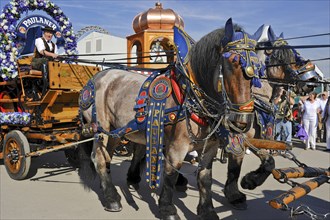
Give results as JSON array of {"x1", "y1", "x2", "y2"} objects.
[
  {"x1": 267, "y1": 25, "x2": 277, "y2": 42},
  {"x1": 252, "y1": 24, "x2": 265, "y2": 41},
  {"x1": 224, "y1": 18, "x2": 234, "y2": 41},
  {"x1": 279, "y1": 32, "x2": 284, "y2": 39}
]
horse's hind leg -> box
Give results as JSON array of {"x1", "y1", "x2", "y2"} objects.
[
  {"x1": 197, "y1": 146, "x2": 219, "y2": 220},
  {"x1": 224, "y1": 153, "x2": 247, "y2": 210},
  {"x1": 240, "y1": 152, "x2": 275, "y2": 190},
  {"x1": 175, "y1": 172, "x2": 188, "y2": 192},
  {"x1": 92, "y1": 135, "x2": 122, "y2": 212},
  {"x1": 126, "y1": 143, "x2": 146, "y2": 190}
]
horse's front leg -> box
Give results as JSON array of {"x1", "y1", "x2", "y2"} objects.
[
  {"x1": 91, "y1": 135, "x2": 122, "y2": 212},
  {"x1": 224, "y1": 153, "x2": 247, "y2": 210},
  {"x1": 159, "y1": 144, "x2": 187, "y2": 220},
  {"x1": 240, "y1": 150, "x2": 275, "y2": 190},
  {"x1": 197, "y1": 145, "x2": 219, "y2": 220}
]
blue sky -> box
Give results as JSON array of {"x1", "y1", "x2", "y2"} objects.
[{"x1": 1, "y1": 0, "x2": 329, "y2": 78}]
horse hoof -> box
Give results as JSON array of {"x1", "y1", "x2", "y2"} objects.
[
  {"x1": 127, "y1": 182, "x2": 140, "y2": 191},
  {"x1": 199, "y1": 211, "x2": 219, "y2": 220},
  {"x1": 230, "y1": 201, "x2": 248, "y2": 210},
  {"x1": 104, "y1": 202, "x2": 123, "y2": 212},
  {"x1": 161, "y1": 214, "x2": 181, "y2": 220},
  {"x1": 241, "y1": 177, "x2": 256, "y2": 190}
]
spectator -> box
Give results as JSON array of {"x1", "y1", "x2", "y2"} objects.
[
  {"x1": 273, "y1": 87, "x2": 295, "y2": 146},
  {"x1": 323, "y1": 94, "x2": 330, "y2": 152},
  {"x1": 297, "y1": 100, "x2": 304, "y2": 123},
  {"x1": 301, "y1": 92, "x2": 321, "y2": 150},
  {"x1": 317, "y1": 92, "x2": 328, "y2": 142}
]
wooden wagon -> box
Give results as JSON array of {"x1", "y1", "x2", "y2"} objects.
[{"x1": 0, "y1": 56, "x2": 100, "y2": 180}]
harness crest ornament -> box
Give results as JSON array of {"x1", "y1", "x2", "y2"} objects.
[
  {"x1": 79, "y1": 79, "x2": 95, "y2": 110},
  {"x1": 149, "y1": 76, "x2": 172, "y2": 100}
]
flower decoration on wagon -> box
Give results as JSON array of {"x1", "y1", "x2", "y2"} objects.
[
  {"x1": 0, "y1": 112, "x2": 31, "y2": 125},
  {"x1": 0, "y1": 0, "x2": 78, "y2": 81}
]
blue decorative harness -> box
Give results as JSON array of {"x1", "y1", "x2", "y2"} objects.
[
  {"x1": 79, "y1": 68, "x2": 186, "y2": 189},
  {"x1": 254, "y1": 98, "x2": 275, "y2": 139}
]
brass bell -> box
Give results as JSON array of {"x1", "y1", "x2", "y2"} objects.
[{"x1": 217, "y1": 80, "x2": 222, "y2": 92}]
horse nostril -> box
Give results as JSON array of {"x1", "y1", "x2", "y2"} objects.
[{"x1": 232, "y1": 121, "x2": 247, "y2": 129}]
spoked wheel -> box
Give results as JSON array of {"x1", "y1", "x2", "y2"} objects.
[{"x1": 3, "y1": 130, "x2": 31, "y2": 180}]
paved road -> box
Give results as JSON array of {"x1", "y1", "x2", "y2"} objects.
[{"x1": 1, "y1": 139, "x2": 329, "y2": 220}]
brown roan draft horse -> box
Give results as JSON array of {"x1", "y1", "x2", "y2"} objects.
[{"x1": 77, "y1": 18, "x2": 264, "y2": 220}]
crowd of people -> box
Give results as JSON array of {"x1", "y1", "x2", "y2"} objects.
[{"x1": 273, "y1": 88, "x2": 330, "y2": 152}]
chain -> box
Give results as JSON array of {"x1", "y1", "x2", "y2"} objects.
[
  {"x1": 290, "y1": 204, "x2": 330, "y2": 220},
  {"x1": 162, "y1": 152, "x2": 199, "y2": 177},
  {"x1": 191, "y1": 84, "x2": 223, "y2": 109},
  {"x1": 277, "y1": 150, "x2": 308, "y2": 167},
  {"x1": 175, "y1": 58, "x2": 225, "y2": 120},
  {"x1": 186, "y1": 85, "x2": 223, "y2": 119},
  {"x1": 185, "y1": 106, "x2": 223, "y2": 143},
  {"x1": 243, "y1": 137, "x2": 330, "y2": 220}
]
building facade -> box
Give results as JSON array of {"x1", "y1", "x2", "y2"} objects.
[{"x1": 77, "y1": 31, "x2": 127, "y2": 69}]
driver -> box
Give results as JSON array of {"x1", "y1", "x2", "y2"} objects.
[{"x1": 31, "y1": 26, "x2": 58, "y2": 71}]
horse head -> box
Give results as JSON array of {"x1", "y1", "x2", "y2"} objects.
[
  {"x1": 256, "y1": 25, "x2": 321, "y2": 94},
  {"x1": 189, "y1": 18, "x2": 263, "y2": 133},
  {"x1": 295, "y1": 61, "x2": 322, "y2": 94}
]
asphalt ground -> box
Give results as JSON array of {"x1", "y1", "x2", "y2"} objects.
[{"x1": 1, "y1": 138, "x2": 329, "y2": 220}]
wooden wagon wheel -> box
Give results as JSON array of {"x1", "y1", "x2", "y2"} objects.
[{"x1": 3, "y1": 130, "x2": 31, "y2": 180}]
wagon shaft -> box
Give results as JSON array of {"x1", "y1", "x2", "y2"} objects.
[
  {"x1": 25, "y1": 137, "x2": 95, "y2": 157},
  {"x1": 245, "y1": 138, "x2": 290, "y2": 150},
  {"x1": 272, "y1": 167, "x2": 330, "y2": 180},
  {"x1": 269, "y1": 175, "x2": 330, "y2": 209}
]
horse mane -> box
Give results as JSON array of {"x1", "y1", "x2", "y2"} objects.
[
  {"x1": 268, "y1": 45, "x2": 295, "y2": 66},
  {"x1": 257, "y1": 25, "x2": 296, "y2": 76},
  {"x1": 189, "y1": 24, "x2": 244, "y2": 100}
]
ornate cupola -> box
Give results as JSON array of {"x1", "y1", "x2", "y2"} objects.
[{"x1": 127, "y1": 2, "x2": 184, "y2": 68}]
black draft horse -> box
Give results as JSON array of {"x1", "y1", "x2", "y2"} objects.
[{"x1": 224, "y1": 25, "x2": 322, "y2": 210}]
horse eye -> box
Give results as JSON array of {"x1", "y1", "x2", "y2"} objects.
[{"x1": 265, "y1": 49, "x2": 273, "y2": 55}]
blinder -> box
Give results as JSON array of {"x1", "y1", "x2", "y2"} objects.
[
  {"x1": 222, "y1": 32, "x2": 263, "y2": 79},
  {"x1": 220, "y1": 31, "x2": 265, "y2": 133},
  {"x1": 296, "y1": 62, "x2": 319, "y2": 82},
  {"x1": 296, "y1": 62, "x2": 321, "y2": 93}
]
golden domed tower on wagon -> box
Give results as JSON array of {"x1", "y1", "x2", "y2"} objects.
[{"x1": 127, "y1": 2, "x2": 184, "y2": 68}]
